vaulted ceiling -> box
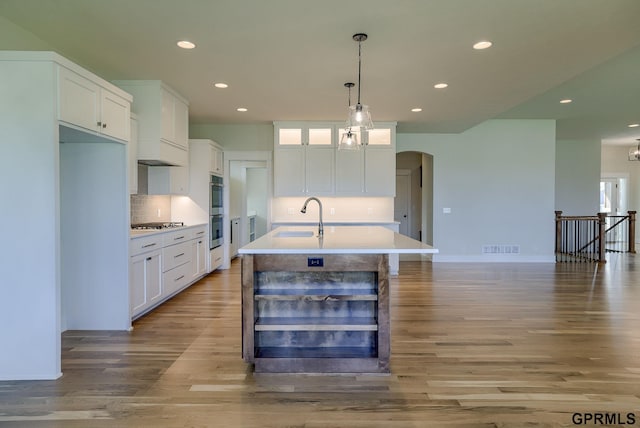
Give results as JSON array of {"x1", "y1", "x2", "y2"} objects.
[{"x1": 2, "y1": 0, "x2": 640, "y2": 144}]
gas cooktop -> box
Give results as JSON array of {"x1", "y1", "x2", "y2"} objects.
[{"x1": 131, "y1": 222, "x2": 185, "y2": 230}]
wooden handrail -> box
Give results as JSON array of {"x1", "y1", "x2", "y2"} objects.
[{"x1": 555, "y1": 210, "x2": 636, "y2": 262}]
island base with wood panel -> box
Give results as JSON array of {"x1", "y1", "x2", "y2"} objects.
[{"x1": 242, "y1": 253, "x2": 389, "y2": 374}]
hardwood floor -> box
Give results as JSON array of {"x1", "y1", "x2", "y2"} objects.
[{"x1": 2, "y1": 255, "x2": 640, "y2": 427}]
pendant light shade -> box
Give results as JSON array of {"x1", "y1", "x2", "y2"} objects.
[
  {"x1": 629, "y1": 139, "x2": 640, "y2": 161},
  {"x1": 339, "y1": 128, "x2": 359, "y2": 149},
  {"x1": 346, "y1": 103, "x2": 373, "y2": 131},
  {"x1": 339, "y1": 82, "x2": 361, "y2": 150},
  {"x1": 346, "y1": 33, "x2": 374, "y2": 131}
]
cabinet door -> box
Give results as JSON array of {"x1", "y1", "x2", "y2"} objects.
[
  {"x1": 196, "y1": 238, "x2": 207, "y2": 276},
  {"x1": 145, "y1": 252, "x2": 163, "y2": 306},
  {"x1": 58, "y1": 67, "x2": 100, "y2": 132},
  {"x1": 129, "y1": 116, "x2": 138, "y2": 194},
  {"x1": 335, "y1": 149, "x2": 364, "y2": 195},
  {"x1": 100, "y1": 88, "x2": 130, "y2": 141},
  {"x1": 274, "y1": 148, "x2": 305, "y2": 196},
  {"x1": 130, "y1": 254, "x2": 148, "y2": 315},
  {"x1": 160, "y1": 88, "x2": 175, "y2": 143},
  {"x1": 306, "y1": 146, "x2": 334, "y2": 195},
  {"x1": 364, "y1": 148, "x2": 396, "y2": 196},
  {"x1": 130, "y1": 251, "x2": 162, "y2": 317},
  {"x1": 173, "y1": 97, "x2": 189, "y2": 150}
]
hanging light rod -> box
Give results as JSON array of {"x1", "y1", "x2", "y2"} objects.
[
  {"x1": 346, "y1": 32, "x2": 374, "y2": 131},
  {"x1": 339, "y1": 82, "x2": 360, "y2": 150}
]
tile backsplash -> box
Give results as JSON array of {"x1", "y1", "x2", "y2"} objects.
[{"x1": 130, "y1": 195, "x2": 171, "y2": 224}]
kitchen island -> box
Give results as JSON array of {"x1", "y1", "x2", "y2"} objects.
[{"x1": 239, "y1": 225, "x2": 438, "y2": 374}]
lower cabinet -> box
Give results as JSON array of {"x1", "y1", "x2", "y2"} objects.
[
  {"x1": 129, "y1": 250, "x2": 162, "y2": 316},
  {"x1": 130, "y1": 224, "x2": 208, "y2": 319}
]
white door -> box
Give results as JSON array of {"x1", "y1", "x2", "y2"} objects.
[{"x1": 395, "y1": 171, "x2": 411, "y2": 236}]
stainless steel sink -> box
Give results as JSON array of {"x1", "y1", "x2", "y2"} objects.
[{"x1": 274, "y1": 230, "x2": 315, "y2": 238}]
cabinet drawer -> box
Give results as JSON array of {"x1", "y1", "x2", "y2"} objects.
[
  {"x1": 130, "y1": 234, "x2": 163, "y2": 256},
  {"x1": 210, "y1": 245, "x2": 224, "y2": 271},
  {"x1": 163, "y1": 261, "x2": 192, "y2": 296},
  {"x1": 162, "y1": 241, "x2": 191, "y2": 272},
  {"x1": 191, "y1": 226, "x2": 207, "y2": 240},
  {"x1": 162, "y1": 229, "x2": 190, "y2": 246}
]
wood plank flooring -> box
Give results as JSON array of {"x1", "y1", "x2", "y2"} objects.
[{"x1": 2, "y1": 255, "x2": 640, "y2": 427}]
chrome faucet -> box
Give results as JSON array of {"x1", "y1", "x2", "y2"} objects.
[{"x1": 300, "y1": 197, "x2": 323, "y2": 236}]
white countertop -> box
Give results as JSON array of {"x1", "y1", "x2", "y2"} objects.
[
  {"x1": 129, "y1": 223, "x2": 207, "y2": 238},
  {"x1": 238, "y1": 226, "x2": 438, "y2": 255}
]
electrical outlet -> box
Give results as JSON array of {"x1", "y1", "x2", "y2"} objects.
[
  {"x1": 330, "y1": 207, "x2": 335, "y2": 215},
  {"x1": 157, "y1": 208, "x2": 161, "y2": 217},
  {"x1": 443, "y1": 207, "x2": 451, "y2": 214},
  {"x1": 367, "y1": 207, "x2": 373, "y2": 215},
  {"x1": 287, "y1": 207, "x2": 294, "y2": 215}
]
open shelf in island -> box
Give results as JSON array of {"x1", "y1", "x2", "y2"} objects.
[{"x1": 242, "y1": 253, "x2": 389, "y2": 374}]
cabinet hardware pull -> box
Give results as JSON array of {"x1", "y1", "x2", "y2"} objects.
[
  {"x1": 174, "y1": 253, "x2": 185, "y2": 258},
  {"x1": 97, "y1": 121, "x2": 102, "y2": 127},
  {"x1": 198, "y1": 241, "x2": 202, "y2": 244},
  {"x1": 146, "y1": 257, "x2": 152, "y2": 261},
  {"x1": 142, "y1": 243, "x2": 156, "y2": 248},
  {"x1": 102, "y1": 123, "x2": 107, "y2": 128},
  {"x1": 196, "y1": 231, "x2": 204, "y2": 235},
  {"x1": 174, "y1": 236, "x2": 185, "y2": 240},
  {"x1": 175, "y1": 275, "x2": 185, "y2": 281}
]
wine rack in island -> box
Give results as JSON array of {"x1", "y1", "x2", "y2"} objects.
[{"x1": 242, "y1": 254, "x2": 389, "y2": 373}]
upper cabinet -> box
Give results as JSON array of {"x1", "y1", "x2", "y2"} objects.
[
  {"x1": 335, "y1": 125, "x2": 396, "y2": 196},
  {"x1": 274, "y1": 122, "x2": 335, "y2": 197},
  {"x1": 274, "y1": 121, "x2": 396, "y2": 197},
  {"x1": 58, "y1": 66, "x2": 131, "y2": 142},
  {"x1": 129, "y1": 114, "x2": 139, "y2": 194},
  {"x1": 211, "y1": 143, "x2": 224, "y2": 176},
  {"x1": 113, "y1": 81, "x2": 189, "y2": 167}
]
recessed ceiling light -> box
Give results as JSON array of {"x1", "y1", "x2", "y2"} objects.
[
  {"x1": 629, "y1": 123, "x2": 640, "y2": 128},
  {"x1": 560, "y1": 99, "x2": 572, "y2": 104},
  {"x1": 214, "y1": 83, "x2": 228, "y2": 88},
  {"x1": 411, "y1": 108, "x2": 423, "y2": 112},
  {"x1": 473, "y1": 40, "x2": 492, "y2": 50},
  {"x1": 177, "y1": 40, "x2": 196, "y2": 49},
  {"x1": 434, "y1": 83, "x2": 448, "y2": 89},
  {"x1": 237, "y1": 107, "x2": 248, "y2": 112}
]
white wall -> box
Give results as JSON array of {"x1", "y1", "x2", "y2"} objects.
[
  {"x1": 60, "y1": 139, "x2": 130, "y2": 331},
  {"x1": 189, "y1": 123, "x2": 273, "y2": 151},
  {"x1": 397, "y1": 119, "x2": 556, "y2": 262},
  {"x1": 555, "y1": 139, "x2": 601, "y2": 215},
  {"x1": 0, "y1": 60, "x2": 60, "y2": 379},
  {"x1": 602, "y1": 144, "x2": 640, "y2": 213}
]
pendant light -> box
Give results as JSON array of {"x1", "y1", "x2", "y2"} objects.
[
  {"x1": 346, "y1": 33, "x2": 374, "y2": 131},
  {"x1": 629, "y1": 139, "x2": 640, "y2": 161},
  {"x1": 339, "y1": 82, "x2": 360, "y2": 150}
]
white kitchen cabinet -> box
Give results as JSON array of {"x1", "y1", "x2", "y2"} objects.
[
  {"x1": 58, "y1": 66, "x2": 131, "y2": 142},
  {"x1": 335, "y1": 124, "x2": 396, "y2": 196},
  {"x1": 130, "y1": 251, "x2": 162, "y2": 317},
  {"x1": 274, "y1": 121, "x2": 396, "y2": 197},
  {"x1": 211, "y1": 144, "x2": 224, "y2": 176},
  {"x1": 129, "y1": 114, "x2": 139, "y2": 194},
  {"x1": 129, "y1": 233, "x2": 163, "y2": 318},
  {"x1": 113, "y1": 80, "x2": 189, "y2": 166},
  {"x1": 192, "y1": 235, "x2": 208, "y2": 279},
  {"x1": 273, "y1": 123, "x2": 335, "y2": 196}
]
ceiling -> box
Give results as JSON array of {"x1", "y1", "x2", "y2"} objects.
[{"x1": 2, "y1": 0, "x2": 640, "y2": 144}]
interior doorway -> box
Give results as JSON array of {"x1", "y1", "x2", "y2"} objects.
[{"x1": 395, "y1": 170, "x2": 411, "y2": 236}]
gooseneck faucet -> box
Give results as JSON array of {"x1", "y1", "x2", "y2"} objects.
[{"x1": 300, "y1": 197, "x2": 323, "y2": 236}]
